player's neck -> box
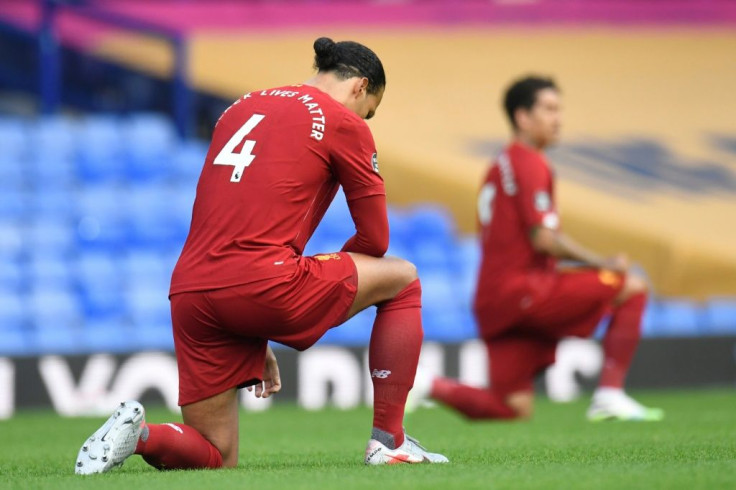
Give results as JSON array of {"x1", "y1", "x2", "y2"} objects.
[
  {"x1": 303, "y1": 73, "x2": 349, "y2": 105},
  {"x1": 513, "y1": 134, "x2": 547, "y2": 153}
]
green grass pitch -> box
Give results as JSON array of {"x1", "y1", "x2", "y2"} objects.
[{"x1": 1, "y1": 389, "x2": 734, "y2": 490}]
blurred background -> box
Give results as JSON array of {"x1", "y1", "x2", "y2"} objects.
[{"x1": 0, "y1": 0, "x2": 735, "y2": 416}]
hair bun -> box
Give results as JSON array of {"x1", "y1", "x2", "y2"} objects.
[{"x1": 313, "y1": 37, "x2": 337, "y2": 70}]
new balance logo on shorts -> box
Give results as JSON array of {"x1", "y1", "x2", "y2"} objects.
[{"x1": 371, "y1": 369, "x2": 392, "y2": 379}]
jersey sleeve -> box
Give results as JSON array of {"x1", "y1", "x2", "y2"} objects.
[
  {"x1": 513, "y1": 153, "x2": 559, "y2": 232},
  {"x1": 330, "y1": 114, "x2": 386, "y2": 202}
]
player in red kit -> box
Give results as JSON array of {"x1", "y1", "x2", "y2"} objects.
[
  {"x1": 75, "y1": 37, "x2": 447, "y2": 475},
  {"x1": 410, "y1": 76, "x2": 663, "y2": 422}
]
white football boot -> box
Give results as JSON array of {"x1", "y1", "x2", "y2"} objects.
[
  {"x1": 587, "y1": 388, "x2": 664, "y2": 422},
  {"x1": 365, "y1": 433, "x2": 449, "y2": 465},
  {"x1": 75, "y1": 400, "x2": 146, "y2": 475}
]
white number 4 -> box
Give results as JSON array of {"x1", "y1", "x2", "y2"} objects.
[{"x1": 214, "y1": 114, "x2": 265, "y2": 182}]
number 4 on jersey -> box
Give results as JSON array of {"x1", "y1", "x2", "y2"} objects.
[{"x1": 214, "y1": 114, "x2": 265, "y2": 182}]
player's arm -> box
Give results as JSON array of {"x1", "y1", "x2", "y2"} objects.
[
  {"x1": 530, "y1": 226, "x2": 629, "y2": 273},
  {"x1": 341, "y1": 195, "x2": 389, "y2": 257},
  {"x1": 331, "y1": 115, "x2": 388, "y2": 257},
  {"x1": 531, "y1": 227, "x2": 608, "y2": 267},
  {"x1": 516, "y1": 156, "x2": 628, "y2": 273}
]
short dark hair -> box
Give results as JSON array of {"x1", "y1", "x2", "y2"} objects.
[
  {"x1": 503, "y1": 76, "x2": 558, "y2": 129},
  {"x1": 313, "y1": 37, "x2": 386, "y2": 95}
]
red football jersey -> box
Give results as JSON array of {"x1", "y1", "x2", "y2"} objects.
[
  {"x1": 474, "y1": 142, "x2": 559, "y2": 311},
  {"x1": 170, "y1": 85, "x2": 384, "y2": 295}
]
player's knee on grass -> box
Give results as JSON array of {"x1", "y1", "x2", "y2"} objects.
[{"x1": 506, "y1": 391, "x2": 534, "y2": 420}]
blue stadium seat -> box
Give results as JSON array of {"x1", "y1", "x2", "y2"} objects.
[
  {"x1": 83, "y1": 319, "x2": 134, "y2": 353},
  {"x1": 418, "y1": 272, "x2": 456, "y2": 312},
  {"x1": 74, "y1": 186, "x2": 127, "y2": 251},
  {"x1": 645, "y1": 299, "x2": 702, "y2": 337},
  {"x1": 123, "y1": 113, "x2": 177, "y2": 181},
  {"x1": 0, "y1": 190, "x2": 29, "y2": 220},
  {"x1": 387, "y1": 208, "x2": 412, "y2": 244},
  {"x1": 28, "y1": 288, "x2": 84, "y2": 354},
  {"x1": 26, "y1": 150, "x2": 77, "y2": 189},
  {"x1": 423, "y1": 309, "x2": 477, "y2": 343},
  {"x1": 76, "y1": 118, "x2": 125, "y2": 183},
  {"x1": 455, "y1": 266, "x2": 477, "y2": 310},
  {"x1": 132, "y1": 322, "x2": 174, "y2": 351},
  {"x1": 0, "y1": 118, "x2": 28, "y2": 167},
  {"x1": 0, "y1": 260, "x2": 23, "y2": 292},
  {"x1": 0, "y1": 160, "x2": 25, "y2": 190},
  {"x1": 406, "y1": 205, "x2": 456, "y2": 244},
  {"x1": 124, "y1": 185, "x2": 185, "y2": 248},
  {"x1": 411, "y1": 240, "x2": 454, "y2": 274},
  {"x1": 31, "y1": 327, "x2": 82, "y2": 355},
  {"x1": 80, "y1": 287, "x2": 125, "y2": 320},
  {"x1": 27, "y1": 255, "x2": 74, "y2": 290},
  {"x1": 124, "y1": 282, "x2": 173, "y2": 351},
  {"x1": 385, "y1": 241, "x2": 411, "y2": 262},
  {"x1": 31, "y1": 116, "x2": 78, "y2": 165},
  {"x1": 75, "y1": 252, "x2": 121, "y2": 286},
  {"x1": 172, "y1": 140, "x2": 207, "y2": 185},
  {"x1": 28, "y1": 288, "x2": 83, "y2": 326},
  {"x1": 75, "y1": 253, "x2": 125, "y2": 319},
  {"x1": 319, "y1": 308, "x2": 374, "y2": 345},
  {"x1": 702, "y1": 299, "x2": 736, "y2": 334},
  {"x1": 0, "y1": 221, "x2": 24, "y2": 259},
  {"x1": 303, "y1": 235, "x2": 345, "y2": 256},
  {"x1": 124, "y1": 285, "x2": 171, "y2": 327},
  {"x1": 0, "y1": 330, "x2": 31, "y2": 356},
  {"x1": 453, "y1": 236, "x2": 481, "y2": 273},
  {"x1": 25, "y1": 218, "x2": 76, "y2": 256},
  {"x1": 313, "y1": 191, "x2": 352, "y2": 242},
  {"x1": 0, "y1": 292, "x2": 31, "y2": 354},
  {"x1": 0, "y1": 291, "x2": 26, "y2": 332},
  {"x1": 27, "y1": 189, "x2": 73, "y2": 219},
  {"x1": 122, "y1": 251, "x2": 172, "y2": 290},
  {"x1": 168, "y1": 182, "x2": 196, "y2": 220}
]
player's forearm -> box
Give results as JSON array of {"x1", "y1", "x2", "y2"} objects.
[
  {"x1": 532, "y1": 227, "x2": 604, "y2": 267},
  {"x1": 341, "y1": 195, "x2": 389, "y2": 257},
  {"x1": 341, "y1": 233, "x2": 387, "y2": 257},
  {"x1": 555, "y1": 233, "x2": 605, "y2": 267}
]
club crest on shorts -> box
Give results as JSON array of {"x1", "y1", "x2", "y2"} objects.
[
  {"x1": 598, "y1": 269, "x2": 622, "y2": 288},
  {"x1": 371, "y1": 153, "x2": 379, "y2": 173},
  {"x1": 314, "y1": 253, "x2": 341, "y2": 261}
]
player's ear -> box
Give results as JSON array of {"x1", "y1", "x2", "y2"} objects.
[
  {"x1": 514, "y1": 108, "x2": 529, "y2": 131},
  {"x1": 353, "y1": 77, "x2": 369, "y2": 98}
]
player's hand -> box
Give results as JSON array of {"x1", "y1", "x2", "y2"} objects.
[
  {"x1": 602, "y1": 253, "x2": 630, "y2": 273},
  {"x1": 251, "y1": 345, "x2": 281, "y2": 399}
]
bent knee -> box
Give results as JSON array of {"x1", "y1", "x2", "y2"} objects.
[
  {"x1": 621, "y1": 273, "x2": 649, "y2": 300},
  {"x1": 394, "y1": 258, "x2": 418, "y2": 288}
]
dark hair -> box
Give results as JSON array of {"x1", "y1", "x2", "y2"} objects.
[
  {"x1": 313, "y1": 37, "x2": 386, "y2": 95},
  {"x1": 503, "y1": 76, "x2": 558, "y2": 129}
]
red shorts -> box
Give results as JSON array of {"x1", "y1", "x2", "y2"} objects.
[
  {"x1": 477, "y1": 268, "x2": 624, "y2": 397},
  {"x1": 171, "y1": 252, "x2": 358, "y2": 406}
]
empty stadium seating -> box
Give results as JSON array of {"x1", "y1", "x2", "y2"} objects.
[{"x1": 0, "y1": 114, "x2": 734, "y2": 356}]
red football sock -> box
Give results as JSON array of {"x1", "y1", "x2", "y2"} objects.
[
  {"x1": 430, "y1": 377, "x2": 517, "y2": 420},
  {"x1": 599, "y1": 292, "x2": 646, "y2": 388},
  {"x1": 135, "y1": 423, "x2": 223, "y2": 470},
  {"x1": 369, "y1": 279, "x2": 424, "y2": 449}
]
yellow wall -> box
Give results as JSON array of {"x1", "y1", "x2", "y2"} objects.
[{"x1": 95, "y1": 27, "x2": 736, "y2": 297}]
